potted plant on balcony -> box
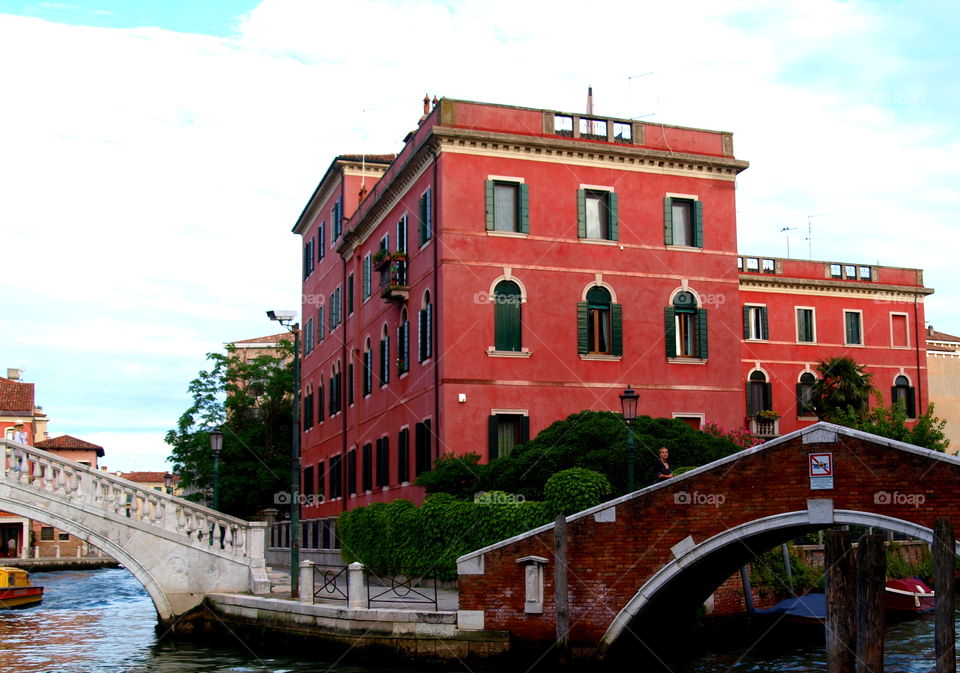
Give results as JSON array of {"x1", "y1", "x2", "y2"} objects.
[
  {"x1": 373, "y1": 248, "x2": 391, "y2": 270},
  {"x1": 756, "y1": 409, "x2": 780, "y2": 422}
]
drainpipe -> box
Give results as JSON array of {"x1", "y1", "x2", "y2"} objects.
[
  {"x1": 341, "y1": 171, "x2": 350, "y2": 513},
  {"x1": 432, "y1": 146, "x2": 440, "y2": 463},
  {"x1": 914, "y1": 292, "x2": 923, "y2": 415}
]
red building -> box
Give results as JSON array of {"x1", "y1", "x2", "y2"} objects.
[{"x1": 291, "y1": 98, "x2": 931, "y2": 523}]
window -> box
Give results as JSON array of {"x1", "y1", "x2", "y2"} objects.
[
  {"x1": 361, "y1": 443, "x2": 372, "y2": 492},
  {"x1": 332, "y1": 197, "x2": 343, "y2": 240},
  {"x1": 418, "y1": 189, "x2": 432, "y2": 246},
  {"x1": 493, "y1": 280, "x2": 522, "y2": 351},
  {"x1": 316, "y1": 461, "x2": 325, "y2": 501},
  {"x1": 485, "y1": 180, "x2": 529, "y2": 233},
  {"x1": 844, "y1": 311, "x2": 863, "y2": 345},
  {"x1": 397, "y1": 427, "x2": 410, "y2": 483},
  {"x1": 317, "y1": 383, "x2": 324, "y2": 424},
  {"x1": 418, "y1": 292, "x2": 432, "y2": 362},
  {"x1": 579, "y1": 117, "x2": 607, "y2": 140},
  {"x1": 347, "y1": 362, "x2": 354, "y2": 406},
  {"x1": 554, "y1": 114, "x2": 573, "y2": 137},
  {"x1": 796, "y1": 308, "x2": 815, "y2": 343},
  {"x1": 743, "y1": 305, "x2": 768, "y2": 340},
  {"x1": 397, "y1": 309, "x2": 410, "y2": 375},
  {"x1": 328, "y1": 362, "x2": 341, "y2": 416},
  {"x1": 318, "y1": 224, "x2": 325, "y2": 261},
  {"x1": 797, "y1": 372, "x2": 817, "y2": 417},
  {"x1": 305, "y1": 318, "x2": 315, "y2": 353},
  {"x1": 613, "y1": 122, "x2": 632, "y2": 143},
  {"x1": 328, "y1": 286, "x2": 342, "y2": 332},
  {"x1": 41, "y1": 527, "x2": 55, "y2": 541},
  {"x1": 892, "y1": 375, "x2": 916, "y2": 418},
  {"x1": 396, "y1": 215, "x2": 408, "y2": 254},
  {"x1": 303, "y1": 237, "x2": 315, "y2": 279},
  {"x1": 303, "y1": 465, "x2": 315, "y2": 500},
  {"x1": 577, "y1": 189, "x2": 618, "y2": 241},
  {"x1": 317, "y1": 307, "x2": 324, "y2": 343},
  {"x1": 488, "y1": 413, "x2": 529, "y2": 460},
  {"x1": 830, "y1": 264, "x2": 842, "y2": 278},
  {"x1": 747, "y1": 370, "x2": 772, "y2": 416},
  {"x1": 578, "y1": 286, "x2": 622, "y2": 356},
  {"x1": 362, "y1": 339, "x2": 373, "y2": 397},
  {"x1": 665, "y1": 291, "x2": 708, "y2": 359},
  {"x1": 415, "y1": 420, "x2": 432, "y2": 476},
  {"x1": 376, "y1": 436, "x2": 390, "y2": 487},
  {"x1": 303, "y1": 388, "x2": 314, "y2": 429},
  {"x1": 663, "y1": 197, "x2": 703, "y2": 247},
  {"x1": 329, "y1": 454, "x2": 342, "y2": 499},
  {"x1": 891, "y1": 313, "x2": 909, "y2": 348},
  {"x1": 347, "y1": 449, "x2": 357, "y2": 495},
  {"x1": 347, "y1": 273, "x2": 354, "y2": 315},
  {"x1": 362, "y1": 253, "x2": 372, "y2": 300},
  {"x1": 379, "y1": 325, "x2": 390, "y2": 386}
]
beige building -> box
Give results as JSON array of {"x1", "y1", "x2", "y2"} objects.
[{"x1": 926, "y1": 325, "x2": 960, "y2": 454}]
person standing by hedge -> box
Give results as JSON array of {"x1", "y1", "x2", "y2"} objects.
[{"x1": 653, "y1": 446, "x2": 673, "y2": 483}]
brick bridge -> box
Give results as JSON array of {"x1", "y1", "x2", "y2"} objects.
[
  {"x1": 457, "y1": 422, "x2": 960, "y2": 662},
  {"x1": 1, "y1": 439, "x2": 270, "y2": 627}
]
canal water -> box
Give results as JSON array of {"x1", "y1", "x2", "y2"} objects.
[{"x1": 0, "y1": 568, "x2": 949, "y2": 672}]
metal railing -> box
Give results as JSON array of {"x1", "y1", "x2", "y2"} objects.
[
  {"x1": 312, "y1": 563, "x2": 349, "y2": 603},
  {"x1": 366, "y1": 567, "x2": 438, "y2": 610}
]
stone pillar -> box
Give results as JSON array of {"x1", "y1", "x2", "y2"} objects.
[
  {"x1": 247, "y1": 521, "x2": 267, "y2": 567},
  {"x1": 299, "y1": 560, "x2": 315, "y2": 604},
  {"x1": 348, "y1": 562, "x2": 366, "y2": 610}
]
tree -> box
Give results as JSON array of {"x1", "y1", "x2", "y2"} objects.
[
  {"x1": 831, "y1": 393, "x2": 949, "y2": 452},
  {"x1": 165, "y1": 343, "x2": 293, "y2": 518},
  {"x1": 812, "y1": 356, "x2": 873, "y2": 421},
  {"x1": 416, "y1": 411, "x2": 746, "y2": 500}
]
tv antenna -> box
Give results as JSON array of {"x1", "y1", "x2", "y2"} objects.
[
  {"x1": 779, "y1": 227, "x2": 797, "y2": 258},
  {"x1": 806, "y1": 214, "x2": 824, "y2": 260},
  {"x1": 628, "y1": 73, "x2": 656, "y2": 119}
]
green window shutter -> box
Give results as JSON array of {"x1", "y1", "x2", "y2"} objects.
[
  {"x1": 663, "y1": 197, "x2": 674, "y2": 245},
  {"x1": 664, "y1": 307, "x2": 677, "y2": 358},
  {"x1": 906, "y1": 387, "x2": 916, "y2": 418},
  {"x1": 746, "y1": 384, "x2": 755, "y2": 417},
  {"x1": 518, "y1": 183, "x2": 529, "y2": 234},
  {"x1": 520, "y1": 416, "x2": 530, "y2": 445},
  {"x1": 743, "y1": 306, "x2": 750, "y2": 339},
  {"x1": 762, "y1": 382, "x2": 772, "y2": 411},
  {"x1": 611, "y1": 303, "x2": 623, "y2": 356},
  {"x1": 693, "y1": 200, "x2": 704, "y2": 247},
  {"x1": 488, "y1": 415, "x2": 499, "y2": 460},
  {"x1": 608, "y1": 192, "x2": 619, "y2": 241},
  {"x1": 760, "y1": 307, "x2": 769, "y2": 340},
  {"x1": 796, "y1": 383, "x2": 804, "y2": 416},
  {"x1": 494, "y1": 298, "x2": 521, "y2": 351},
  {"x1": 484, "y1": 181, "x2": 495, "y2": 231},
  {"x1": 318, "y1": 386, "x2": 324, "y2": 421},
  {"x1": 696, "y1": 309, "x2": 709, "y2": 359},
  {"x1": 577, "y1": 302, "x2": 589, "y2": 354},
  {"x1": 577, "y1": 189, "x2": 587, "y2": 238},
  {"x1": 419, "y1": 194, "x2": 427, "y2": 245}
]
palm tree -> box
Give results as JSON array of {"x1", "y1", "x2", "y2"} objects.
[{"x1": 812, "y1": 356, "x2": 873, "y2": 421}]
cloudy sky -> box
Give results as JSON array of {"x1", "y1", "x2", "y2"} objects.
[{"x1": 1, "y1": 0, "x2": 956, "y2": 470}]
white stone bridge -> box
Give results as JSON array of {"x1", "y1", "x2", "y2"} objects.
[{"x1": 1, "y1": 439, "x2": 270, "y2": 626}]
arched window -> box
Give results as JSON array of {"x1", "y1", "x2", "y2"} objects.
[
  {"x1": 379, "y1": 324, "x2": 390, "y2": 386},
  {"x1": 578, "y1": 286, "x2": 622, "y2": 356},
  {"x1": 747, "y1": 370, "x2": 772, "y2": 416},
  {"x1": 892, "y1": 375, "x2": 916, "y2": 418},
  {"x1": 397, "y1": 308, "x2": 410, "y2": 375},
  {"x1": 362, "y1": 339, "x2": 373, "y2": 397},
  {"x1": 329, "y1": 362, "x2": 341, "y2": 415},
  {"x1": 797, "y1": 372, "x2": 817, "y2": 417},
  {"x1": 418, "y1": 291, "x2": 432, "y2": 362},
  {"x1": 494, "y1": 280, "x2": 522, "y2": 351},
  {"x1": 665, "y1": 291, "x2": 707, "y2": 359}
]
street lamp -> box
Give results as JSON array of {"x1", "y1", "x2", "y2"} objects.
[
  {"x1": 163, "y1": 472, "x2": 173, "y2": 494},
  {"x1": 209, "y1": 428, "x2": 223, "y2": 510},
  {"x1": 268, "y1": 309, "x2": 301, "y2": 599},
  {"x1": 619, "y1": 386, "x2": 639, "y2": 492}
]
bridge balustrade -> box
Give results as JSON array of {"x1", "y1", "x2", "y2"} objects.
[{"x1": 2, "y1": 439, "x2": 258, "y2": 562}]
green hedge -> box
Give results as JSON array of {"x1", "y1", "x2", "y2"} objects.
[{"x1": 338, "y1": 468, "x2": 612, "y2": 579}]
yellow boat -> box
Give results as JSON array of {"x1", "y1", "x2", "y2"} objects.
[{"x1": 0, "y1": 566, "x2": 44, "y2": 609}]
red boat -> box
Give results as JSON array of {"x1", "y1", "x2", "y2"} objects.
[{"x1": 885, "y1": 578, "x2": 934, "y2": 613}]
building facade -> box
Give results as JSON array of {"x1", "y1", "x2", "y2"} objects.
[
  {"x1": 292, "y1": 98, "x2": 932, "y2": 520},
  {"x1": 926, "y1": 326, "x2": 960, "y2": 452}
]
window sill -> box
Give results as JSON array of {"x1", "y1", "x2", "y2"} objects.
[
  {"x1": 579, "y1": 354, "x2": 622, "y2": 361},
  {"x1": 745, "y1": 338, "x2": 769, "y2": 343},
  {"x1": 665, "y1": 244, "x2": 703, "y2": 251},
  {"x1": 798, "y1": 415, "x2": 818, "y2": 421},
  {"x1": 578, "y1": 238, "x2": 619, "y2": 246},
  {"x1": 667, "y1": 357, "x2": 708, "y2": 365},
  {"x1": 843, "y1": 343, "x2": 865, "y2": 348},
  {"x1": 796, "y1": 341, "x2": 817, "y2": 345},
  {"x1": 487, "y1": 347, "x2": 532, "y2": 358},
  {"x1": 486, "y1": 230, "x2": 529, "y2": 239}
]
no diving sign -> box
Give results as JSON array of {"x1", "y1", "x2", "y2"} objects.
[{"x1": 809, "y1": 452, "x2": 833, "y2": 490}]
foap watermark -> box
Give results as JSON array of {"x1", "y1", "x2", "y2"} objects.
[
  {"x1": 302, "y1": 293, "x2": 327, "y2": 307},
  {"x1": 274, "y1": 491, "x2": 323, "y2": 507},
  {"x1": 699, "y1": 293, "x2": 729, "y2": 307},
  {"x1": 874, "y1": 491, "x2": 925, "y2": 508},
  {"x1": 473, "y1": 291, "x2": 521, "y2": 306},
  {"x1": 474, "y1": 491, "x2": 526, "y2": 505},
  {"x1": 674, "y1": 490, "x2": 726, "y2": 508}
]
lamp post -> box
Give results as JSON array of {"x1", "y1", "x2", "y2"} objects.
[
  {"x1": 268, "y1": 309, "x2": 301, "y2": 599},
  {"x1": 619, "y1": 386, "x2": 639, "y2": 493},
  {"x1": 209, "y1": 428, "x2": 223, "y2": 510},
  {"x1": 163, "y1": 472, "x2": 173, "y2": 495}
]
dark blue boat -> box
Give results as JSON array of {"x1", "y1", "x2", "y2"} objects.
[{"x1": 756, "y1": 593, "x2": 826, "y2": 624}]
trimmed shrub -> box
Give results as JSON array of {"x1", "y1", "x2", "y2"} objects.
[{"x1": 544, "y1": 468, "x2": 612, "y2": 516}]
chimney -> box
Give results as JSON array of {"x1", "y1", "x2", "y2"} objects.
[
  {"x1": 423, "y1": 93, "x2": 431, "y2": 116},
  {"x1": 7, "y1": 368, "x2": 22, "y2": 381}
]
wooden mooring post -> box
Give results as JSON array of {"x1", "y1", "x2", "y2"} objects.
[
  {"x1": 826, "y1": 529, "x2": 856, "y2": 673},
  {"x1": 554, "y1": 514, "x2": 569, "y2": 661},
  {"x1": 934, "y1": 518, "x2": 956, "y2": 673},
  {"x1": 855, "y1": 534, "x2": 885, "y2": 673}
]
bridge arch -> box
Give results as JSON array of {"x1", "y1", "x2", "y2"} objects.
[
  {"x1": 598, "y1": 509, "x2": 956, "y2": 658},
  {"x1": 1, "y1": 440, "x2": 270, "y2": 626}
]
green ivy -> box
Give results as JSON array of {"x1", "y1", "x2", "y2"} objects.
[{"x1": 544, "y1": 468, "x2": 611, "y2": 516}]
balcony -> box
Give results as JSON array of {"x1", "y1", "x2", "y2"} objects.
[
  {"x1": 748, "y1": 413, "x2": 780, "y2": 439},
  {"x1": 379, "y1": 255, "x2": 408, "y2": 303}
]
